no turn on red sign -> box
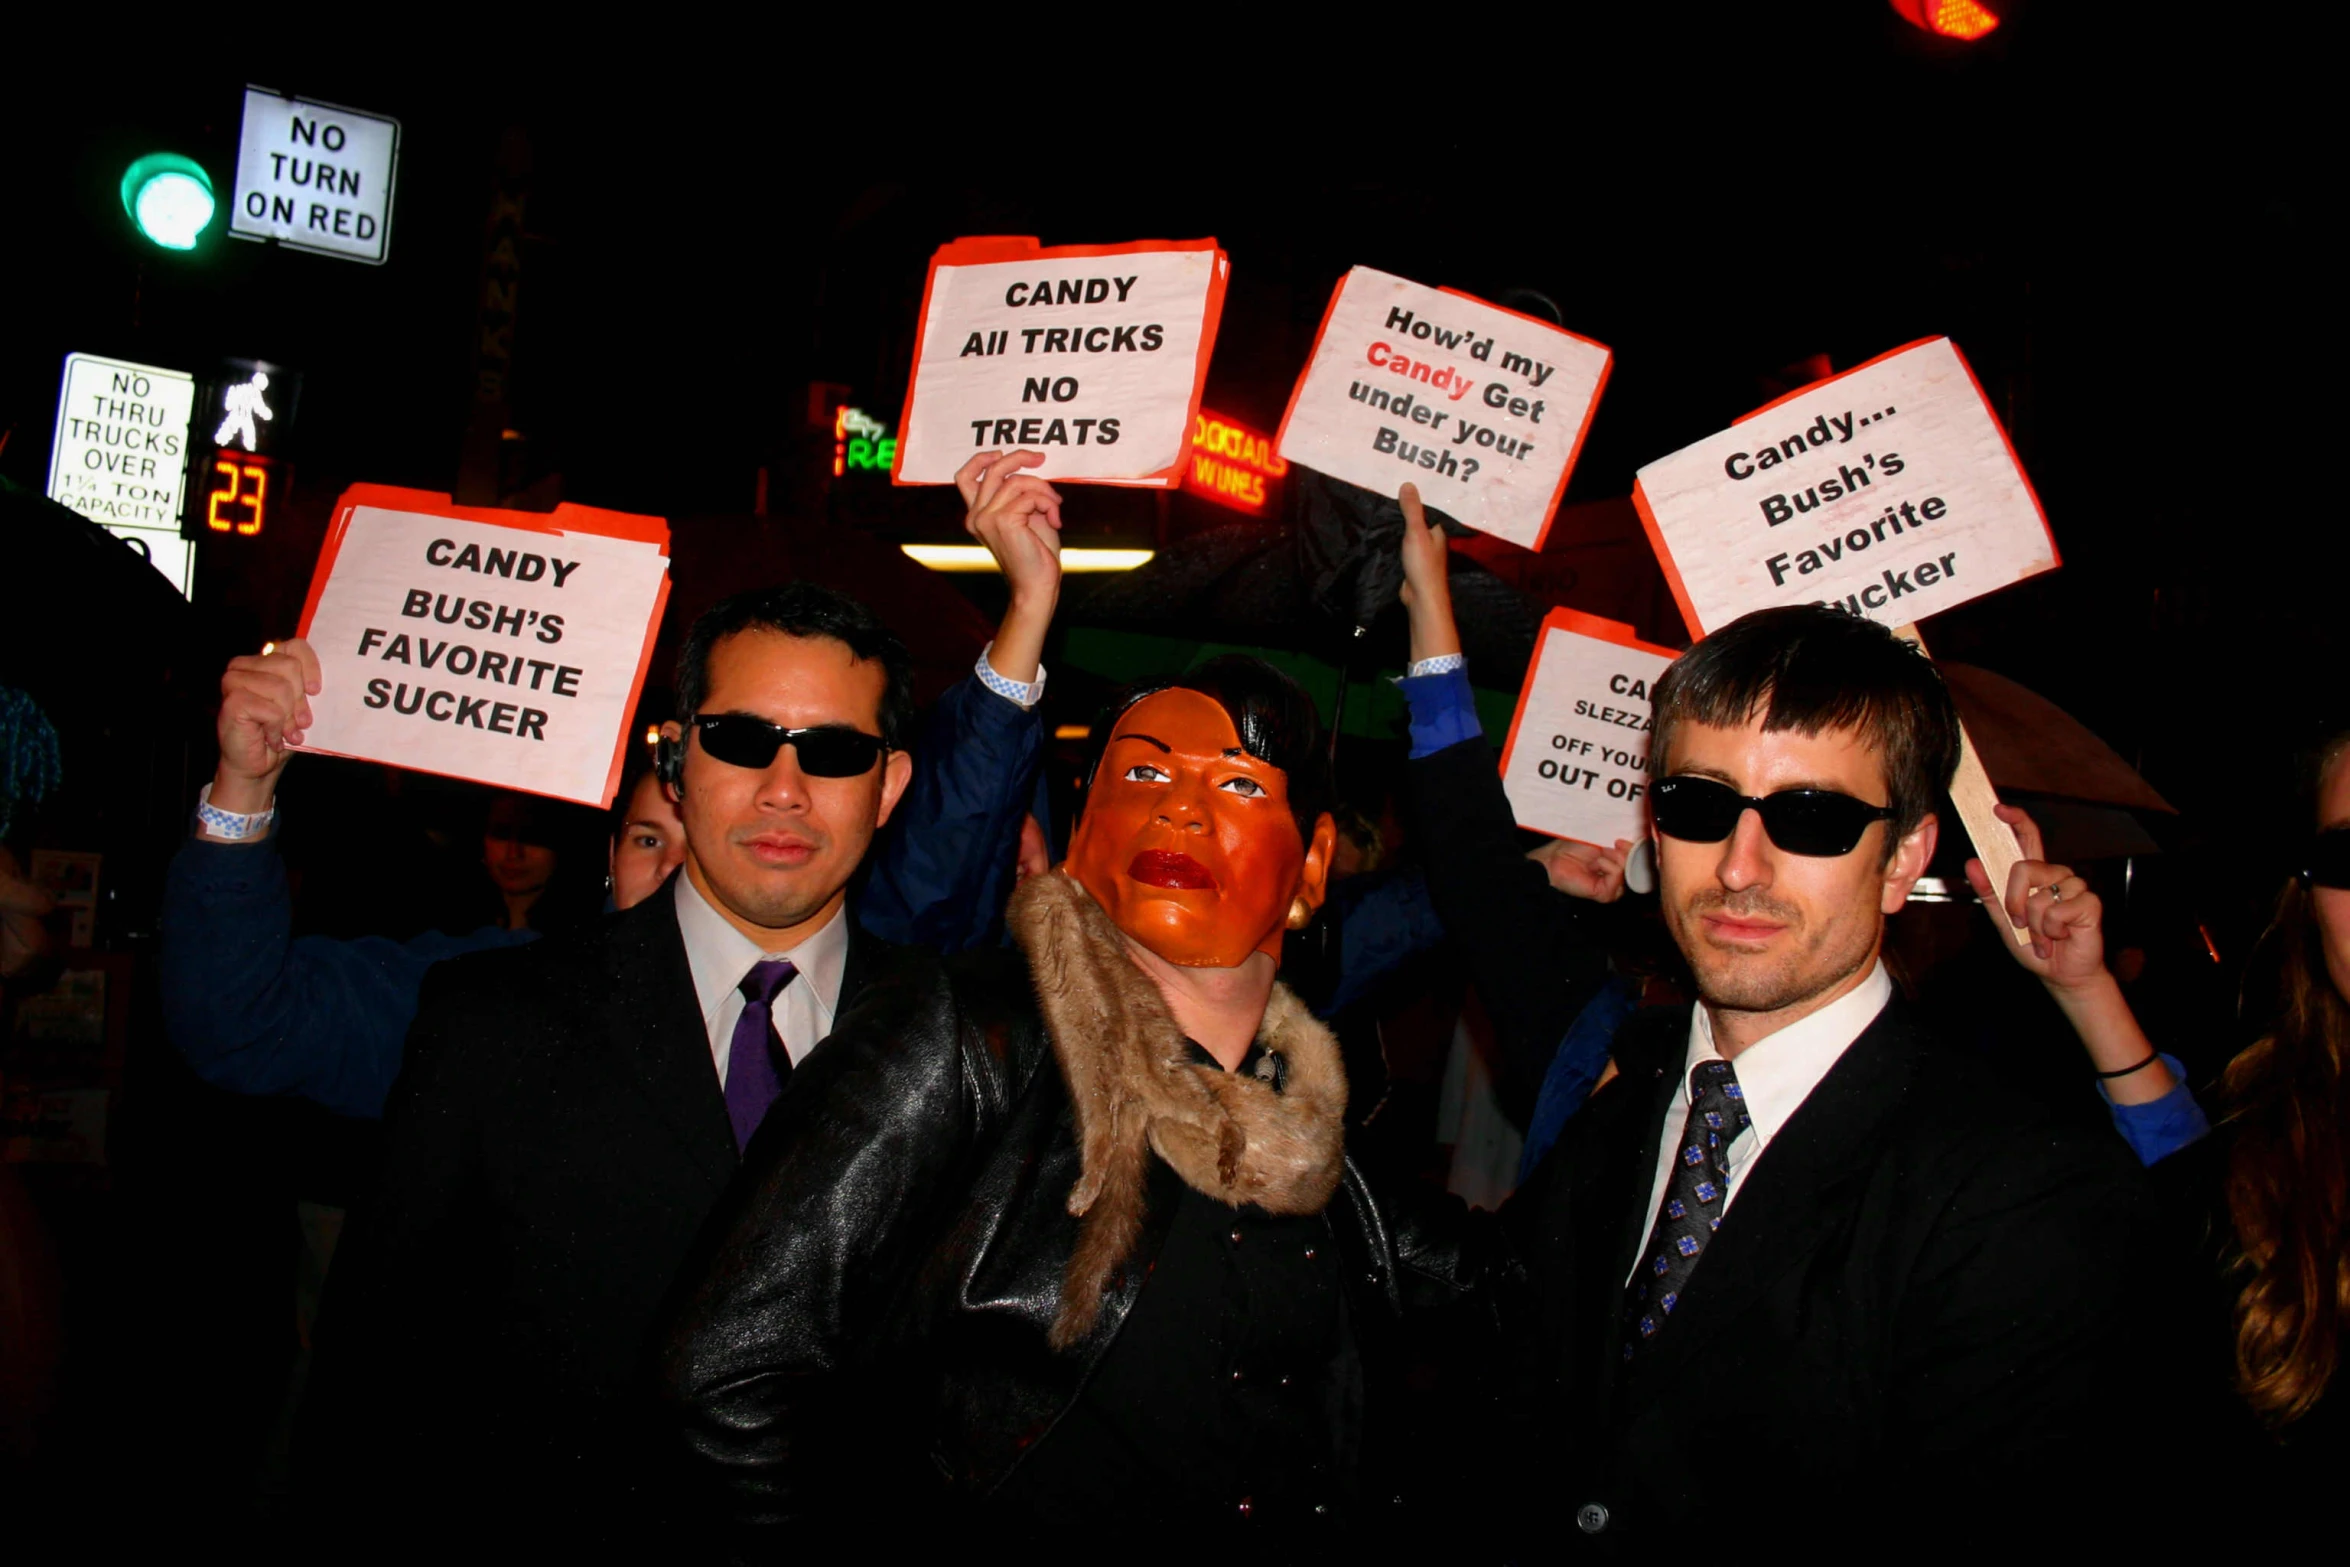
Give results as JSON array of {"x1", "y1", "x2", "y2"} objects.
[{"x1": 228, "y1": 87, "x2": 401, "y2": 265}]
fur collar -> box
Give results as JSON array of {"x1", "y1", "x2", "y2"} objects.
[{"x1": 1007, "y1": 868, "x2": 1346, "y2": 1348}]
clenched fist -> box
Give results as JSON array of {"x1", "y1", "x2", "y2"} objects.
[{"x1": 213, "y1": 638, "x2": 322, "y2": 817}]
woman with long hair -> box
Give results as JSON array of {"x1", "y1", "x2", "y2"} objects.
[{"x1": 1970, "y1": 736, "x2": 2349, "y2": 1472}]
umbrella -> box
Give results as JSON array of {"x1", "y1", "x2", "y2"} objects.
[
  {"x1": 1939, "y1": 662, "x2": 2175, "y2": 862},
  {"x1": 1069, "y1": 469, "x2": 1544, "y2": 686}
]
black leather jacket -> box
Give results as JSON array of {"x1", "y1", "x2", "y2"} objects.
[{"x1": 654, "y1": 941, "x2": 1509, "y2": 1548}]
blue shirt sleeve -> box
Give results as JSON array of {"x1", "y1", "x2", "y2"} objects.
[
  {"x1": 1519, "y1": 974, "x2": 1639, "y2": 1181},
  {"x1": 1321, "y1": 867, "x2": 1447, "y2": 1019},
  {"x1": 856, "y1": 673, "x2": 1043, "y2": 954},
  {"x1": 1397, "y1": 667, "x2": 1483, "y2": 759},
  {"x1": 159, "y1": 833, "x2": 534, "y2": 1120},
  {"x1": 2098, "y1": 1055, "x2": 2211, "y2": 1166}
]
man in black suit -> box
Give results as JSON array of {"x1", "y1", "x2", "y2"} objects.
[
  {"x1": 1392, "y1": 488, "x2": 2149, "y2": 1547},
  {"x1": 306, "y1": 453, "x2": 1070, "y2": 1538}
]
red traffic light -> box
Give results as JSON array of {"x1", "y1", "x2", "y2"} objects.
[{"x1": 1889, "y1": 0, "x2": 2001, "y2": 41}]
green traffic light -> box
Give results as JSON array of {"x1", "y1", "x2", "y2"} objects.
[{"x1": 120, "y1": 153, "x2": 216, "y2": 251}]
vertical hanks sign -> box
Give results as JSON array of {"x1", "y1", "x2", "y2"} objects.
[
  {"x1": 1275, "y1": 267, "x2": 1612, "y2": 550},
  {"x1": 1498, "y1": 609, "x2": 1680, "y2": 847},
  {"x1": 46, "y1": 352, "x2": 197, "y2": 596},
  {"x1": 1632, "y1": 337, "x2": 2057, "y2": 636},
  {"x1": 892, "y1": 236, "x2": 1229, "y2": 486},
  {"x1": 293, "y1": 486, "x2": 670, "y2": 807},
  {"x1": 229, "y1": 87, "x2": 401, "y2": 265}
]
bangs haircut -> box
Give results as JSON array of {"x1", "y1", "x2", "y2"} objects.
[
  {"x1": 1082, "y1": 654, "x2": 1333, "y2": 845},
  {"x1": 1650, "y1": 604, "x2": 1960, "y2": 849},
  {"x1": 674, "y1": 581, "x2": 915, "y2": 751}
]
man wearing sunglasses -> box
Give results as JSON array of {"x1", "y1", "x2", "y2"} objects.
[
  {"x1": 305, "y1": 450, "x2": 1068, "y2": 1541},
  {"x1": 1391, "y1": 486, "x2": 2148, "y2": 1545}
]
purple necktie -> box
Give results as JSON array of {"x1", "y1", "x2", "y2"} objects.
[{"x1": 723, "y1": 959, "x2": 798, "y2": 1151}]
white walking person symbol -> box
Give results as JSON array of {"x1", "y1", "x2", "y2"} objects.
[{"x1": 216, "y1": 371, "x2": 275, "y2": 451}]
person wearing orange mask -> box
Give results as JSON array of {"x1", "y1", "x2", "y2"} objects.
[{"x1": 657, "y1": 656, "x2": 1498, "y2": 1554}]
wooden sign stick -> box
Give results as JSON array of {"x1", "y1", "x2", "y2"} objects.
[{"x1": 1893, "y1": 623, "x2": 2031, "y2": 946}]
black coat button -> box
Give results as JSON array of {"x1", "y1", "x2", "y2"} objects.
[{"x1": 1575, "y1": 1502, "x2": 1609, "y2": 1534}]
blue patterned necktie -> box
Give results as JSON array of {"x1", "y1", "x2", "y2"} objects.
[
  {"x1": 723, "y1": 959, "x2": 798, "y2": 1151},
  {"x1": 1622, "y1": 1059, "x2": 1749, "y2": 1356}
]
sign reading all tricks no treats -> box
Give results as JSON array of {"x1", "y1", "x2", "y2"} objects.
[{"x1": 892, "y1": 236, "x2": 1229, "y2": 487}]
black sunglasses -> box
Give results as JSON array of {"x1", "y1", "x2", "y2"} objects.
[
  {"x1": 2300, "y1": 827, "x2": 2350, "y2": 891},
  {"x1": 689, "y1": 714, "x2": 887, "y2": 778},
  {"x1": 1651, "y1": 775, "x2": 1895, "y2": 858}
]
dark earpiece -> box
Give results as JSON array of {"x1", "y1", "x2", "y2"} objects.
[{"x1": 656, "y1": 732, "x2": 685, "y2": 789}]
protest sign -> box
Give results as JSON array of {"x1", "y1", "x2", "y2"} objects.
[
  {"x1": 892, "y1": 236, "x2": 1229, "y2": 486},
  {"x1": 293, "y1": 485, "x2": 669, "y2": 808},
  {"x1": 1497, "y1": 609, "x2": 1680, "y2": 846},
  {"x1": 1274, "y1": 267, "x2": 1611, "y2": 550},
  {"x1": 1631, "y1": 336, "x2": 2056, "y2": 639},
  {"x1": 1631, "y1": 338, "x2": 2057, "y2": 942}
]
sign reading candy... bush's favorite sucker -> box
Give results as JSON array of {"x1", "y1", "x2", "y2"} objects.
[
  {"x1": 1631, "y1": 336, "x2": 2056, "y2": 638},
  {"x1": 293, "y1": 485, "x2": 670, "y2": 808}
]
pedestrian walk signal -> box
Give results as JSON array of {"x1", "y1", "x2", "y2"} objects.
[
  {"x1": 202, "y1": 360, "x2": 299, "y2": 461},
  {"x1": 183, "y1": 359, "x2": 299, "y2": 541}
]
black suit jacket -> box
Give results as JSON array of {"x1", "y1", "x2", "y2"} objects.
[
  {"x1": 303, "y1": 880, "x2": 901, "y2": 1535},
  {"x1": 1496, "y1": 1000, "x2": 2154, "y2": 1550}
]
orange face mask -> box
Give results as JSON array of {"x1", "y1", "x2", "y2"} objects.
[{"x1": 1065, "y1": 688, "x2": 1337, "y2": 970}]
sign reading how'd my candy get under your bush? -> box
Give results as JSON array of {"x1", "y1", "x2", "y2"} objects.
[{"x1": 1275, "y1": 267, "x2": 1612, "y2": 550}]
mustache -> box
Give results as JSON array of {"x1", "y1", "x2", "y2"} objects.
[{"x1": 1683, "y1": 886, "x2": 1802, "y2": 924}]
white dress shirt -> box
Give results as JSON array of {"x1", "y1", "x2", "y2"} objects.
[
  {"x1": 1625, "y1": 960, "x2": 1893, "y2": 1285},
  {"x1": 671, "y1": 869, "x2": 849, "y2": 1087}
]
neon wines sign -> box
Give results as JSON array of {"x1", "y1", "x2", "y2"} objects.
[{"x1": 1183, "y1": 409, "x2": 1287, "y2": 516}]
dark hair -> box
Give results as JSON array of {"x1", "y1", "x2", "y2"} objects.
[
  {"x1": 674, "y1": 582, "x2": 915, "y2": 750},
  {"x1": 607, "y1": 743, "x2": 659, "y2": 840},
  {"x1": 2222, "y1": 729, "x2": 2350, "y2": 1430},
  {"x1": 1081, "y1": 655, "x2": 1333, "y2": 845},
  {"x1": 1649, "y1": 604, "x2": 1959, "y2": 847}
]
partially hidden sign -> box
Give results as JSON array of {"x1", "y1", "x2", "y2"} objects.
[
  {"x1": 1632, "y1": 336, "x2": 2056, "y2": 637},
  {"x1": 893, "y1": 236, "x2": 1229, "y2": 487},
  {"x1": 1497, "y1": 608, "x2": 1679, "y2": 847},
  {"x1": 1275, "y1": 267, "x2": 1612, "y2": 550},
  {"x1": 294, "y1": 486, "x2": 670, "y2": 808}
]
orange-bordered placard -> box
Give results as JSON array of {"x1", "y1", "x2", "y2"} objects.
[
  {"x1": 1494, "y1": 606, "x2": 1681, "y2": 847},
  {"x1": 1272, "y1": 266, "x2": 1612, "y2": 552},
  {"x1": 891, "y1": 235, "x2": 1229, "y2": 488},
  {"x1": 293, "y1": 484, "x2": 671, "y2": 808},
  {"x1": 1630, "y1": 335, "x2": 2059, "y2": 640}
]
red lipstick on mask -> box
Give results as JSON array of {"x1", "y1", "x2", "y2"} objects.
[{"x1": 1127, "y1": 850, "x2": 1217, "y2": 891}]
